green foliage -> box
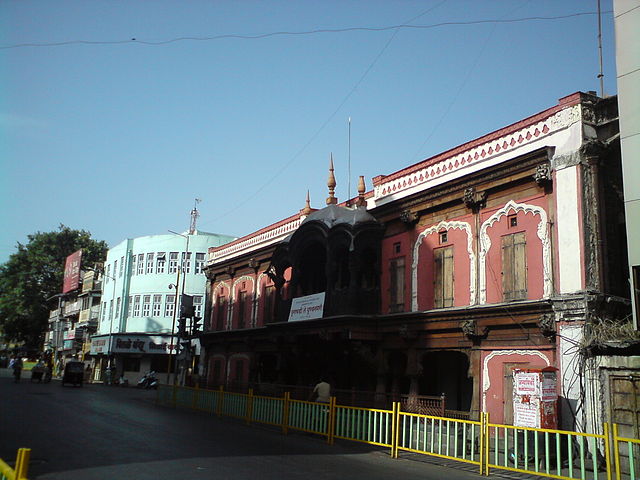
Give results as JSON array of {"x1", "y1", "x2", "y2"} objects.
[{"x1": 0, "y1": 225, "x2": 107, "y2": 349}]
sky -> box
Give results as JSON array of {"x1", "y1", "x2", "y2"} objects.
[{"x1": 0, "y1": 0, "x2": 618, "y2": 264}]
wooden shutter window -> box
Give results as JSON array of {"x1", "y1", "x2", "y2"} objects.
[
  {"x1": 434, "y1": 246, "x2": 454, "y2": 308},
  {"x1": 238, "y1": 291, "x2": 247, "y2": 329},
  {"x1": 389, "y1": 257, "x2": 405, "y2": 313},
  {"x1": 216, "y1": 297, "x2": 227, "y2": 330},
  {"x1": 502, "y1": 232, "x2": 527, "y2": 301}
]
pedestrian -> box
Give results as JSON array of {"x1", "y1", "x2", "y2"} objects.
[
  {"x1": 12, "y1": 356, "x2": 23, "y2": 383},
  {"x1": 309, "y1": 376, "x2": 331, "y2": 403}
]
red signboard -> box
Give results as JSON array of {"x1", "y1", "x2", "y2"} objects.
[{"x1": 62, "y1": 250, "x2": 82, "y2": 293}]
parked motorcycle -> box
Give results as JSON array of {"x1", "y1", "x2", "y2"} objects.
[{"x1": 137, "y1": 371, "x2": 158, "y2": 389}]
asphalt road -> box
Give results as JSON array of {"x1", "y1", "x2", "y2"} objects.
[{"x1": 0, "y1": 368, "x2": 485, "y2": 480}]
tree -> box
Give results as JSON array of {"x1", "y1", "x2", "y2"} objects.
[{"x1": 0, "y1": 225, "x2": 108, "y2": 350}]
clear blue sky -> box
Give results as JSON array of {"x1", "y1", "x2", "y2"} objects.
[{"x1": 0, "y1": 1, "x2": 617, "y2": 264}]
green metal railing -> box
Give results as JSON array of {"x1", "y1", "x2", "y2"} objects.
[
  {"x1": 250, "y1": 394, "x2": 284, "y2": 427},
  {"x1": 395, "y1": 409, "x2": 483, "y2": 473},
  {"x1": 157, "y1": 384, "x2": 637, "y2": 479},
  {"x1": 485, "y1": 416, "x2": 611, "y2": 480},
  {"x1": 334, "y1": 404, "x2": 395, "y2": 450},
  {"x1": 287, "y1": 397, "x2": 332, "y2": 438},
  {"x1": 613, "y1": 424, "x2": 640, "y2": 480}
]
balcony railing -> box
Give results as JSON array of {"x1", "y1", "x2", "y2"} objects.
[{"x1": 63, "y1": 301, "x2": 81, "y2": 316}]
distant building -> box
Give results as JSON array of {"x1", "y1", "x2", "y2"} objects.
[
  {"x1": 200, "y1": 92, "x2": 633, "y2": 448},
  {"x1": 90, "y1": 225, "x2": 235, "y2": 383},
  {"x1": 46, "y1": 250, "x2": 102, "y2": 366},
  {"x1": 614, "y1": 0, "x2": 640, "y2": 327}
]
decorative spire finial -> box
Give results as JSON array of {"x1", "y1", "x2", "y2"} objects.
[
  {"x1": 326, "y1": 153, "x2": 337, "y2": 205},
  {"x1": 301, "y1": 190, "x2": 312, "y2": 216},
  {"x1": 356, "y1": 175, "x2": 366, "y2": 207}
]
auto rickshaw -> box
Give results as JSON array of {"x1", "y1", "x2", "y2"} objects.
[
  {"x1": 30, "y1": 360, "x2": 46, "y2": 383},
  {"x1": 61, "y1": 361, "x2": 84, "y2": 387}
]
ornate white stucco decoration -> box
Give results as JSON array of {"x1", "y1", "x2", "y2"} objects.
[
  {"x1": 256, "y1": 272, "x2": 270, "y2": 299},
  {"x1": 231, "y1": 275, "x2": 255, "y2": 300},
  {"x1": 478, "y1": 200, "x2": 552, "y2": 304},
  {"x1": 411, "y1": 220, "x2": 475, "y2": 310},
  {"x1": 211, "y1": 281, "x2": 231, "y2": 330},
  {"x1": 212, "y1": 280, "x2": 230, "y2": 298},
  {"x1": 229, "y1": 275, "x2": 255, "y2": 329},
  {"x1": 374, "y1": 104, "x2": 582, "y2": 202},
  {"x1": 482, "y1": 349, "x2": 551, "y2": 412},
  {"x1": 548, "y1": 104, "x2": 581, "y2": 130},
  {"x1": 211, "y1": 217, "x2": 302, "y2": 263}
]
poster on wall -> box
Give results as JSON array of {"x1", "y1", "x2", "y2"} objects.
[
  {"x1": 515, "y1": 372, "x2": 539, "y2": 395},
  {"x1": 541, "y1": 371, "x2": 557, "y2": 400},
  {"x1": 288, "y1": 292, "x2": 325, "y2": 322},
  {"x1": 514, "y1": 401, "x2": 540, "y2": 428}
]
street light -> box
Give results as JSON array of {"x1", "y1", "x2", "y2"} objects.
[{"x1": 166, "y1": 230, "x2": 190, "y2": 385}]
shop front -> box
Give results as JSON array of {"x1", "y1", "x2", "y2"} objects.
[{"x1": 89, "y1": 333, "x2": 178, "y2": 384}]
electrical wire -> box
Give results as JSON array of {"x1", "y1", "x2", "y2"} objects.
[
  {"x1": 199, "y1": 0, "x2": 449, "y2": 228},
  {"x1": 0, "y1": 11, "x2": 608, "y2": 50},
  {"x1": 410, "y1": 0, "x2": 533, "y2": 161}
]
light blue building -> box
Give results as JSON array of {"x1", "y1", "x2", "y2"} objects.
[{"x1": 89, "y1": 229, "x2": 235, "y2": 383}]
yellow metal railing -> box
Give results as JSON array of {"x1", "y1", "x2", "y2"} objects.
[
  {"x1": 395, "y1": 408, "x2": 484, "y2": 473},
  {"x1": 157, "y1": 385, "x2": 638, "y2": 479},
  {"x1": 0, "y1": 448, "x2": 31, "y2": 480},
  {"x1": 485, "y1": 414, "x2": 611, "y2": 480},
  {"x1": 613, "y1": 424, "x2": 640, "y2": 480}
]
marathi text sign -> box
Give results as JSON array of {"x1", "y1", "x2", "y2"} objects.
[
  {"x1": 63, "y1": 250, "x2": 82, "y2": 293},
  {"x1": 514, "y1": 401, "x2": 540, "y2": 428},
  {"x1": 288, "y1": 292, "x2": 325, "y2": 322},
  {"x1": 515, "y1": 372, "x2": 539, "y2": 395},
  {"x1": 90, "y1": 335, "x2": 178, "y2": 355}
]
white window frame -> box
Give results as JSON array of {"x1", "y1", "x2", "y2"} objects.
[
  {"x1": 193, "y1": 295, "x2": 203, "y2": 318},
  {"x1": 137, "y1": 254, "x2": 145, "y2": 275},
  {"x1": 152, "y1": 294, "x2": 162, "y2": 317},
  {"x1": 181, "y1": 252, "x2": 192, "y2": 274},
  {"x1": 146, "y1": 253, "x2": 154, "y2": 274},
  {"x1": 133, "y1": 295, "x2": 141, "y2": 316},
  {"x1": 169, "y1": 252, "x2": 179, "y2": 274},
  {"x1": 165, "y1": 294, "x2": 175, "y2": 317},
  {"x1": 142, "y1": 295, "x2": 151, "y2": 316},
  {"x1": 131, "y1": 255, "x2": 137, "y2": 276},
  {"x1": 115, "y1": 297, "x2": 121, "y2": 319},
  {"x1": 195, "y1": 253, "x2": 206, "y2": 274},
  {"x1": 156, "y1": 252, "x2": 166, "y2": 274},
  {"x1": 120, "y1": 256, "x2": 124, "y2": 277}
]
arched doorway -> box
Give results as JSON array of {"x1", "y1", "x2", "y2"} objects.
[{"x1": 420, "y1": 351, "x2": 472, "y2": 411}]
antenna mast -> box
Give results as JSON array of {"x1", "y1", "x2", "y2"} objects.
[
  {"x1": 597, "y1": 0, "x2": 605, "y2": 97},
  {"x1": 189, "y1": 198, "x2": 202, "y2": 234},
  {"x1": 348, "y1": 117, "x2": 352, "y2": 205}
]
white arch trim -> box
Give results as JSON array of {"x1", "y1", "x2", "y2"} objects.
[
  {"x1": 212, "y1": 281, "x2": 231, "y2": 299},
  {"x1": 226, "y1": 353, "x2": 251, "y2": 385},
  {"x1": 411, "y1": 220, "x2": 476, "y2": 310},
  {"x1": 481, "y1": 349, "x2": 551, "y2": 412},
  {"x1": 256, "y1": 272, "x2": 271, "y2": 299},
  {"x1": 231, "y1": 275, "x2": 255, "y2": 301},
  {"x1": 478, "y1": 200, "x2": 552, "y2": 304}
]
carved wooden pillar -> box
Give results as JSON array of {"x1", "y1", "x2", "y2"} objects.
[{"x1": 374, "y1": 349, "x2": 388, "y2": 408}]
